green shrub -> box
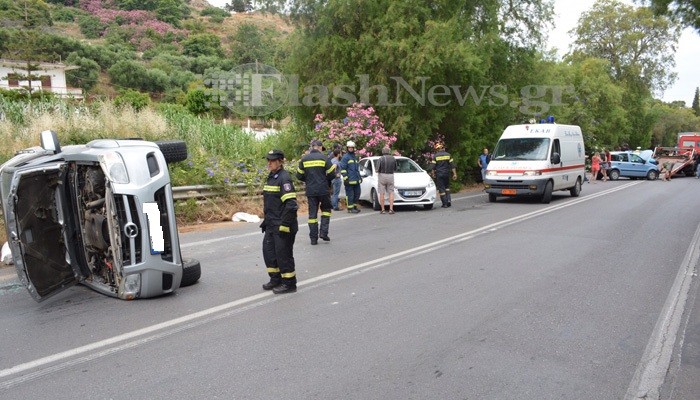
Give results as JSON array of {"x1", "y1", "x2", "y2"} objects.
[
  {"x1": 114, "y1": 90, "x2": 150, "y2": 111},
  {"x1": 78, "y1": 15, "x2": 105, "y2": 39},
  {"x1": 201, "y1": 7, "x2": 229, "y2": 18}
]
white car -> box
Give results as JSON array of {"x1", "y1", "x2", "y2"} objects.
[{"x1": 356, "y1": 156, "x2": 436, "y2": 210}]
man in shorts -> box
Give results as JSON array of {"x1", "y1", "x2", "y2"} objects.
[{"x1": 377, "y1": 146, "x2": 397, "y2": 214}]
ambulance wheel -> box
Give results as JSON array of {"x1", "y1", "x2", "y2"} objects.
[
  {"x1": 371, "y1": 189, "x2": 381, "y2": 211},
  {"x1": 488, "y1": 193, "x2": 497, "y2": 203},
  {"x1": 541, "y1": 181, "x2": 553, "y2": 204},
  {"x1": 569, "y1": 179, "x2": 581, "y2": 197},
  {"x1": 609, "y1": 169, "x2": 620, "y2": 181}
]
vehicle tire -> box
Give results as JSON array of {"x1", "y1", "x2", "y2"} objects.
[
  {"x1": 569, "y1": 178, "x2": 581, "y2": 197},
  {"x1": 488, "y1": 193, "x2": 497, "y2": 203},
  {"x1": 180, "y1": 258, "x2": 201, "y2": 287},
  {"x1": 541, "y1": 181, "x2": 553, "y2": 204},
  {"x1": 156, "y1": 140, "x2": 188, "y2": 164},
  {"x1": 609, "y1": 169, "x2": 620, "y2": 181},
  {"x1": 646, "y1": 170, "x2": 658, "y2": 180},
  {"x1": 371, "y1": 189, "x2": 381, "y2": 211},
  {"x1": 423, "y1": 203, "x2": 433, "y2": 210}
]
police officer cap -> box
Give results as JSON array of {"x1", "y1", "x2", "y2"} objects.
[
  {"x1": 265, "y1": 149, "x2": 285, "y2": 160},
  {"x1": 310, "y1": 139, "x2": 323, "y2": 147}
]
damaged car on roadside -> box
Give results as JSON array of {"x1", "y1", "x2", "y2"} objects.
[{"x1": 0, "y1": 130, "x2": 201, "y2": 302}]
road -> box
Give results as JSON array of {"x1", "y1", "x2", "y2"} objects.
[{"x1": 1, "y1": 178, "x2": 699, "y2": 399}]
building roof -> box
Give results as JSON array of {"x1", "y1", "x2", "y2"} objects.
[{"x1": 0, "y1": 59, "x2": 79, "y2": 71}]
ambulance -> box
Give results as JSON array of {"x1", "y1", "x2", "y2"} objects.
[{"x1": 484, "y1": 122, "x2": 586, "y2": 204}]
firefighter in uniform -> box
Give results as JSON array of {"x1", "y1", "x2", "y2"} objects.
[
  {"x1": 260, "y1": 150, "x2": 298, "y2": 294},
  {"x1": 297, "y1": 140, "x2": 336, "y2": 245},
  {"x1": 340, "y1": 140, "x2": 362, "y2": 213},
  {"x1": 430, "y1": 142, "x2": 457, "y2": 208}
]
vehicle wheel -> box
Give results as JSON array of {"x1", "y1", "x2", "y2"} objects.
[
  {"x1": 646, "y1": 170, "x2": 658, "y2": 181},
  {"x1": 371, "y1": 189, "x2": 381, "y2": 211},
  {"x1": 180, "y1": 258, "x2": 201, "y2": 287},
  {"x1": 569, "y1": 178, "x2": 581, "y2": 197},
  {"x1": 541, "y1": 181, "x2": 553, "y2": 204},
  {"x1": 423, "y1": 203, "x2": 433, "y2": 210},
  {"x1": 488, "y1": 193, "x2": 497, "y2": 203},
  {"x1": 156, "y1": 140, "x2": 188, "y2": 164},
  {"x1": 609, "y1": 169, "x2": 620, "y2": 181}
]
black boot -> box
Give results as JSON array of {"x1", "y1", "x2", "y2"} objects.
[
  {"x1": 262, "y1": 279, "x2": 281, "y2": 290},
  {"x1": 272, "y1": 283, "x2": 297, "y2": 294}
]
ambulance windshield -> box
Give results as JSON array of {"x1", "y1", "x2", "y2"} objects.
[{"x1": 492, "y1": 138, "x2": 550, "y2": 161}]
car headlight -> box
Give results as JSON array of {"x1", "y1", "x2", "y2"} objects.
[
  {"x1": 523, "y1": 170, "x2": 542, "y2": 176},
  {"x1": 99, "y1": 151, "x2": 130, "y2": 184},
  {"x1": 485, "y1": 170, "x2": 496, "y2": 176},
  {"x1": 428, "y1": 180, "x2": 435, "y2": 188},
  {"x1": 122, "y1": 273, "x2": 141, "y2": 299}
]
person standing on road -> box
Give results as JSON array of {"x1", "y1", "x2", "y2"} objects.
[
  {"x1": 340, "y1": 140, "x2": 362, "y2": 213},
  {"x1": 297, "y1": 140, "x2": 335, "y2": 245},
  {"x1": 330, "y1": 149, "x2": 343, "y2": 210},
  {"x1": 430, "y1": 142, "x2": 457, "y2": 208},
  {"x1": 590, "y1": 152, "x2": 601, "y2": 183},
  {"x1": 377, "y1": 146, "x2": 397, "y2": 214},
  {"x1": 259, "y1": 150, "x2": 298, "y2": 294},
  {"x1": 478, "y1": 147, "x2": 490, "y2": 182}
]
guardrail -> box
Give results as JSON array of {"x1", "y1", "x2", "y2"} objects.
[
  {"x1": 172, "y1": 184, "x2": 313, "y2": 200},
  {"x1": 172, "y1": 184, "x2": 243, "y2": 200}
]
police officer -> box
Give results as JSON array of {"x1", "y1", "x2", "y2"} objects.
[
  {"x1": 260, "y1": 150, "x2": 298, "y2": 294},
  {"x1": 430, "y1": 142, "x2": 457, "y2": 208},
  {"x1": 297, "y1": 140, "x2": 335, "y2": 245},
  {"x1": 340, "y1": 140, "x2": 362, "y2": 213}
]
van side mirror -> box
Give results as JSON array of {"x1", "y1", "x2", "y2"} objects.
[{"x1": 551, "y1": 152, "x2": 561, "y2": 164}]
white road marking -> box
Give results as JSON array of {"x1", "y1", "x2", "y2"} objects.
[
  {"x1": 0, "y1": 182, "x2": 643, "y2": 388},
  {"x1": 624, "y1": 218, "x2": 700, "y2": 399}
]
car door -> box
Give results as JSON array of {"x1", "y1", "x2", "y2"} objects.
[
  {"x1": 358, "y1": 158, "x2": 375, "y2": 202},
  {"x1": 616, "y1": 153, "x2": 632, "y2": 176},
  {"x1": 5, "y1": 163, "x2": 85, "y2": 301},
  {"x1": 629, "y1": 153, "x2": 646, "y2": 177}
]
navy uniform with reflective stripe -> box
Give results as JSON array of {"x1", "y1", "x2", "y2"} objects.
[
  {"x1": 262, "y1": 167, "x2": 298, "y2": 286},
  {"x1": 431, "y1": 150, "x2": 454, "y2": 207},
  {"x1": 297, "y1": 149, "x2": 335, "y2": 241},
  {"x1": 340, "y1": 151, "x2": 362, "y2": 211}
]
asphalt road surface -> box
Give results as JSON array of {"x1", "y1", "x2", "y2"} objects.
[{"x1": 1, "y1": 178, "x2": 699, "y2": 399}]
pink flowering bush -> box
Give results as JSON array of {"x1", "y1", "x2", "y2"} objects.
[
  {"x1": 314, "y1": 103, "x2": 398, "y2": 158},
  {"x1": 79, "y1": 0, "x2": 186, "y2": 46}
]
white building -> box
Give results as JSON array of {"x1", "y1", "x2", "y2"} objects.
[{"x1": 0, "y1": 59, "x2": 83, "y2": 99}]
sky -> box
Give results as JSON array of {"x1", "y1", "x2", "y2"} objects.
[{"x1": 547, "y1": 0, "x2": 700, "y2": 106}]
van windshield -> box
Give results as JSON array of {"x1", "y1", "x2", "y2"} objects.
[{"x1": 492, "y1": 138, "x2": 550, "y2": 161}]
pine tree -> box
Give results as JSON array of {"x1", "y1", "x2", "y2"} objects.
[{"x1": 692, "y1": 87, "x2": 700, "y2": 116}]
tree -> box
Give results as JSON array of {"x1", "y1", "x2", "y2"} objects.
[
  {"x1": 0, "y1": 0, "x2": 52, "y2": 28},
  {"x1": 268, "y1": 0, "x2": 556, "y2": 170},
  {"x1": 643, "y1": 0, "x2": 700, "y2": 33},
  {"x1": 182, "y1": 34, "x2": 224, "y2": 58},
  {"x1": 693, "y1": 87, "x2": 700, "y2": 116},
  {"x1": 570, "y1": 0, "x2": 681, "y2": 94},
  {"x1": 0, "y1": 29, "x2": 62, "y2": 94},
  {"x1": 229, "y1": 23, "x2": 274, "y2": 64},
  {"x1": 65, "y1": 53, "x2": 100, "y2": 93},
  {"x1": 225, "y1": 0, "x2": 252, "y2": 13}
]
